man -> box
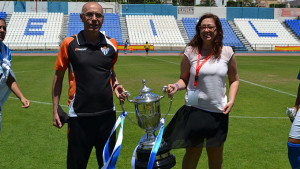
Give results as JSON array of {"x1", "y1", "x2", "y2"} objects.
[
  {"x1": 124, "y1": 39, "x2": 128, "y2": 54},
  {"x1": 52, "y1": 2, "x2": 126, "y2": 168},
  {"x1": 144, "y1": 41, "x2": 150, "y2": 56},
  {"x1": 0, "y1": 18, "x2": 30, "y2": 134},
  {"x1": 288, "y1": 71, "x2": 300, "y2": 169}
]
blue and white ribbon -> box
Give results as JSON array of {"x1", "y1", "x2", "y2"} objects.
[
  {"x1": 147, "y1": 118, "x2": 165, "y2": 169},
  {"x1": 131, "y1": 118, "x2": 165, "y2": 169},
  {"x1": 131, "y1": 134, "x2": 147, "y2": 169},
  {"x1": 102, "y1": 111, "x2": 127, "y2": 169}
]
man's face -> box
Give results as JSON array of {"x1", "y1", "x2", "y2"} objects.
[
  {"x1": 80, "y1": 3, "x2": 104, "y2": 33},
  {"x1": 0, "y1": 20, "x2": 6, "y2": 42}
]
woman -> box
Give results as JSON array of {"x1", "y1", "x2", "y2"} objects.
[
  {"x1": 163, "y1": 13, "x2": 239, "y2": 169},
  {"x1": 0, "y1": 18, "x2": 30, "y2": 134},
  {"x1": 287, "y1": 71, "x2": 300, "y2": 169}
]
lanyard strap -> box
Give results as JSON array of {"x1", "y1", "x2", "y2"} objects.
[{"x1": 194, "y1": 48, "x2": 212, "y2": 87}]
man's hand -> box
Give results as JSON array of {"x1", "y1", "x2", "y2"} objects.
[
  {"x1": 114, "y1": 85, "x2": 126, "y2": 102},
  {"x1": 20, "y1": 97, "x2": 30, "y2": 108},
  {"x1": 53, "y1": 111, "x2": 62, "y2": 128}
]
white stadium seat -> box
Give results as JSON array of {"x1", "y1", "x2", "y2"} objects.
[
  {"x1": 234, "y1": 18, "x2": 300, "y2": 50},
  {"x1": 126, "y1": 15, "x2": 185, "y2": 46},
  {"x1": 3, "y1": 12, "x2": 64, "y2": 50}
]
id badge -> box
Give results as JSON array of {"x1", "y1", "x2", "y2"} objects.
[{"x1": 187, "y1": 90, "x2": 199, "y2": 106}]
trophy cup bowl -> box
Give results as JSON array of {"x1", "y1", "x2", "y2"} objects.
[{"x1": 123, "y1": 80, "x2": 176, "y2": 169}]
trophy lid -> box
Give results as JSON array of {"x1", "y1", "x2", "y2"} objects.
[{"x1": 133, "y1": 79, "x2": 161, "y2": 103}]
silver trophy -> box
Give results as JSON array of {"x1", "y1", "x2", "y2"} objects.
[{"x1": 122, "y1": 79, "x2": 176, "y2": 169}]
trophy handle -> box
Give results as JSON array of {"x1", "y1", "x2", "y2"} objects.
[
  {"x1": 163, "y1": 96, "x2": 173, "y2": 119},
  {"x1": 160, "y1": 85, "x2": 168, "y2": 99},
  {"x1": 123, "y1": 91, "x2": 135, "y2": 103},
  {"x1": 160, "y1": 85, "x2": 173, "y2": 119},
  {"x1": 121, "y1": 91, "x2": 138, "y2": 125}
]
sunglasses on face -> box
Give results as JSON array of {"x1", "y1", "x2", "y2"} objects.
[
  {"x1": 82, "y1": 12, "x2": 103, "y2": 19},
  {"x1": 199, "y1": 26, "x2": 216, "y2": 31}
]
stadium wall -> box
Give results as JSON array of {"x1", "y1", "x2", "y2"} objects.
[
  {"x1": 121, "y1": 4, "x2": 177, "y2": 18},
  {"x1": 26, "y1": 2, "x2": 47, "y2": 13},
  {"x1": 48, "y1": 2, "x2": 68, "y2": 14},
  {"x1": 0, "y1": 1, "x2": 14, "y2": 13},
  {"x1": 177, "y1": 7, "x2": 227, "y2": 20},
  {"x1": 1, "y1": 1, "x2": 299, "y2": 22},
  {"x1": 274, "y1": 8, "x2": 300, "y2": 21},
  {"x1": 68, "y1": 2, "x2": 118, "y2": 14},
  {"x1": 226, "y1": 7, "x2": 274, "y2": 21},
  {"x1": 14, "y1": 1, "x2": 26, "y2": 12}
]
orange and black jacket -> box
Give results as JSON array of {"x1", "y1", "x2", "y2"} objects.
[{"x1": 54, "y1": 31, "x2": 118, "y2": 116}]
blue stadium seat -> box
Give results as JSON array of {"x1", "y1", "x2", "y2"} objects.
[
  {"x1": 0, "y1": 12, "x2": 6, "y2": 19},
  {"x1": 285, "y1": 19, "x2": 300, "y2": 38},
  {"x1": 67, "y1": 13, "x2": 123, "y2": 45}
]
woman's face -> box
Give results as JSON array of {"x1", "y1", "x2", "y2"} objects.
[{"x1": 199, "y1": 18, "x2": 217, "y2": 43}]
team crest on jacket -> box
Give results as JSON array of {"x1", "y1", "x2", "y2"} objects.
[{"x1": 101, "y1": 46, "x2": 109, "y2": 55}]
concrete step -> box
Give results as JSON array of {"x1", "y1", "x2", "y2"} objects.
[
  {"x1": 177, "y1": 20, "x2": 189, "y2": 44},
  {"x1": 228, "y1": 20, "x2": 253, "y2": 51}
]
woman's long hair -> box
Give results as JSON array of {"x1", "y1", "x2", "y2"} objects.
[{"x1": 188, "y1": 13, "x2": 223, "y2": 58}]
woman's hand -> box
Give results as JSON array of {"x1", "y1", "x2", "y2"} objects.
[
  {"x1": 222, "y1": 101, "x2": 234, "y2": 114},
  {"x1": 167, "y1": 84, "x2": 178, "y2": 98}
]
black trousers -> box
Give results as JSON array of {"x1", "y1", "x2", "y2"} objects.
[{"x1": 67, "y1": 112, "x2": 116, "y2": 169}]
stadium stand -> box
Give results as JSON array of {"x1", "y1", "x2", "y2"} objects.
[
  {"x1": 67, "y1": 13, "x2": 123, "y2": 45},
  {"x1": 182, "y1": 17, "x2": 197, "y2": 40},
  {"x1": 0, "y1": 12, "x2": 6, "y2": 19},
  {"x1": 285, "y1": 19, "x2": 300, "y2": 39},
  {"x1": 234, "y1": 18, "x2": 300, "y2": 50},
  {"x1": 126, "y1": 15, "x2": 185, "y2": 46},
  {"x1": 182, "y1": 17, "x2": 246, "y2": 51},
  {"x1": 3, "y1": 12, "x2": 63, "y2": 50}
]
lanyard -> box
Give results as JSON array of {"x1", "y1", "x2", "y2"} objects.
[{"x1": 194, "y1": 48, "x2": 212, "y2": 87}]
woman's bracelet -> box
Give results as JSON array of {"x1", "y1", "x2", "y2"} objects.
[
  {"x1": 113, "y1": 84, "x2": 120, "y2": 91},
  {"x1": 174, "y1": 83, "x2": 180, "y2": 91}
]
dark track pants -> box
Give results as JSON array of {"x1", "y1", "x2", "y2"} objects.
[{"x1": 67, "y1": 112, "x2": 116, "y2": 169}]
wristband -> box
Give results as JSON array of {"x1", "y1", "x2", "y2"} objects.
[
  {"x1": 113, "y1": 84, "x2": 120, "y2": 91},
  {"x1": 174, "y1": 83, "x2": 180, "y2": 91}
]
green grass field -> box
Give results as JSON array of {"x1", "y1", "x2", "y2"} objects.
[{"x1": 0, "y1": 54, "x2": 299, "y2": 169}]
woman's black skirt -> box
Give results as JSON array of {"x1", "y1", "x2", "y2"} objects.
[{"x1": 163, "y1": 105, "x2": 229, "y2": 149}]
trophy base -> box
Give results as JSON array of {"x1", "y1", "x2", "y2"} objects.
[{"x1": 135, "y1": 143, "x2": 176, "y2": 169}]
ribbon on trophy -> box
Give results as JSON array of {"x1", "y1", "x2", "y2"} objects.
[
  {"x1": 147, "y1": 118, "x2": 165, "y2": 169},
  {"x1": 131, "y1": 118, "x2": 165, "y2": 169},
  {"x1": 102, "y1": 111, "x2": 127, "y2": 169}
]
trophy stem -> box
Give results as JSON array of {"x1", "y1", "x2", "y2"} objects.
[{"x1": 146, "y1": 129, "x2": 156, "y2": 140}]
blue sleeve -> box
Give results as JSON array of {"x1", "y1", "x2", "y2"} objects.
[
  {"x1": 298, "y1": 71, "x2": 300, "y2": 80},
  {"x1": 5, "y1": 45, "x2": 11, "y2": 61}
]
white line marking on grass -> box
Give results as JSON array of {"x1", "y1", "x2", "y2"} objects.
[
  {"x1": 115, "y1": 110, "x2": 288, "y2": 119},
  {"x1": 143, "y1": 56, "x2": 297, "y2": 98},
  {"x1": 239, "y1": 79, "x2": 297, "y2": 97},
  {"x1": 13, "y1": 69, "x2": 52, "y2": 74},
  {"x1": 8, "y1": 96, "x2": 68, "y2": 107},
  {"x1": 8, "y1": 96, "x2": 288, "y2": 119},
  {"x1": 8, "y1": 56, "x2": 290, "y2": 120},
  {"x1": 141, "y1": 56, "x2": 180, "y2": 65}
]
